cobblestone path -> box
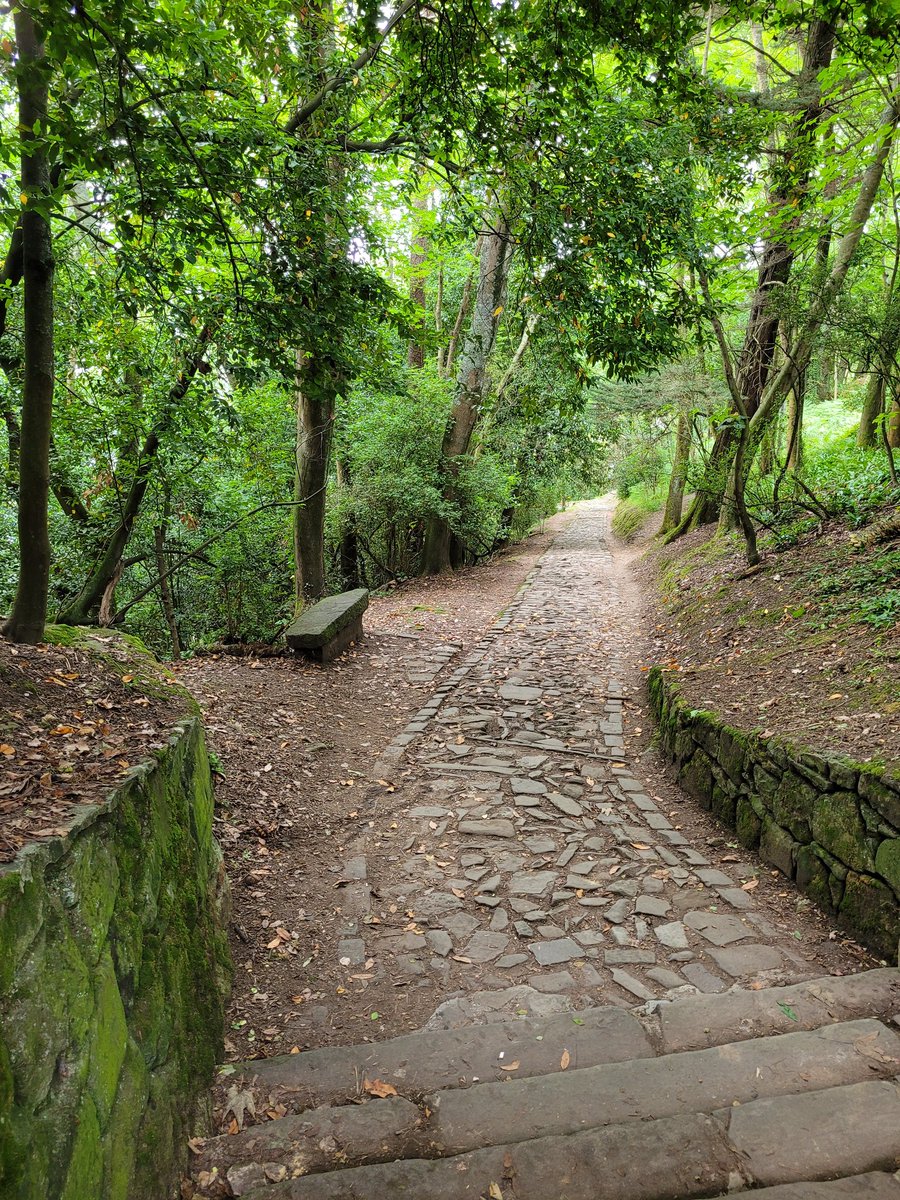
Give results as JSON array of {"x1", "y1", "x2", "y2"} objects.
[{"x1": 336, "y1": 499, "x2": 818, "y2": 1025}]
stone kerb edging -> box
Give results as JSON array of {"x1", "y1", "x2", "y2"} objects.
[
  {"x1": 0, "y1": 716, "x2": 231, "y2": 1200},
  {"x1": 648, "y1": 668, "x2": 899, "y2": 960}
]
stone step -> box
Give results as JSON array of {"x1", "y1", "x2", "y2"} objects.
[
  {"x1": 710, "y1": 1175, "x2": 900, "y2": 1199},
  {"x1": 198, "y1": 1017, "x2": 900, "y2": 1194},
  {"x1": 237, "y1": 1077, "x2": 900, "y2": 1199},
  {"x1": 228, "y1": 968, "x2": 899, "y2": 1113}
]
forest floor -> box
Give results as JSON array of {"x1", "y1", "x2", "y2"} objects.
[
  {"x1": 177, "y1": 497, "x2": 880, "y2": 1103},
  {"x1": 634, "y1": 505, "x2": 900, "y2": 773}
]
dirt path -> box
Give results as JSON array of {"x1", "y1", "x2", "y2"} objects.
[{"x1": 182, "y1": 500, "x2": 875, "y2": 1069}]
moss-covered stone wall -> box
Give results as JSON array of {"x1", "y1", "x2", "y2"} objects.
[
  {"x1": 648, "y1": 668, "x2": 899, "y2": 960},
  {"x1": 0, "y1": 716, "x2": 231, "y2": 1200}
]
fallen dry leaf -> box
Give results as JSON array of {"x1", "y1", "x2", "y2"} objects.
[
  {"x1": 498, "y1": 1060, "x2": 520, "y2": 1072},
  {"x1": 364, "y1": 1078, "x2": 398, "y2": 1098},
  {"x1": 560, "y1": 1048, "x2": 570, "y2": 1070}
]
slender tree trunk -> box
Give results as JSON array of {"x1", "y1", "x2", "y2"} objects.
[
  {"x1": 57, "y1": 328, "x2": 212, "y2": 624},
  {"x1": 435, "y1": 265, "x2": 444, "y2": 371},
  {"x1": 888, "y1": 396, "x2": 900, "y2": 449},
  {"x1": 728, "y1": 94, "x2": 900, "y2": 562},
  {"x1": 671, "y1": 19, "x2": 835, "y2": 539},
  {"x1": 661, "y1": 412, "x2": 691, "y2": 534},
  {"x1": 335, "y1": 457, "x2": 359, "y2": 588},
  {"x1": 293, "y1": 354, "x2": 337, "y2": 604},
  {"x1": 786, "y1": 374, "x2": 805, "y2": 473},
  {"x1": 408, "y1": 192, "x2": 428, "y2": 369},
  {"x1": 441, "y1": 237, "x2": 482, "y2": 378},
  {"x1": 858, "y1": 372, "x2": 885, "y2": 448},
  {"x1": 154, "y1": 524, "x2": 181, "y2": 656},
  {"x1": 423, "y1": 217, "x2": 513, "y2": 573},
  {"x1": 4, "y1": 7, "x2": 54, "y2": 644}
]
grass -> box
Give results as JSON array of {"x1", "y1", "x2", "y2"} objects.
[{"x1": 612, "y1": 483, "x2": 667, "y2": 541}]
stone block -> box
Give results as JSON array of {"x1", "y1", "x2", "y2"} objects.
[
  {"x1": 858, "y1": 773, "x2": 900, "y2": 830},
  {"x1": 811, "y1": 791, "x2": 875, "y2": 873},
  {"x1": 794, "y1": 844, "x2": 836, "y2": 914},
  {"x1": 736, "y1": 795, "x2": 762, "y2": 851},
  {"x1": 711, "y1": 783, "x2": 737, "y2": 827},
  {"x1": 771, "y1": 773, "x2": 816, "y2": 843},
  {"x1": 874, "y1": 837, "x2": 900, "y2": 900},
  {"x1": 678, "y1": 751, "x2": 714, "y2": 808},
  {"x1": 839, "y1": 872, "x2": 898, "y2": 960},
  {"x1": 760, "y1": 818, "x2": 797, "y2": 880},
  {"x1": 717, "y1": 728, "x2": 749, "y2": 786}
]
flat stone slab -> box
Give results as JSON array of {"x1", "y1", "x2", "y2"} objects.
[
  {"x1": 635, "y1": 895, "x2": 670, "y2": 917},
  {"x1": 546, "y1": 792, "x2": 584, "y2": 817},
  {"x1": 684, "y1": 910, "x2": 753, "y2": 946},
  {"x1": 459, "y1": 818, "x2": 516, "y2": 838},
  {"x1": 706, "y1": 943, "x2": 784, "y2": 977},
  {"x1": 509, "y1": 871, "x2": 557, "y2": 896},
  {"x1": 655, "y1": 921, "x2": 689, "y2": 950},
  {"x1": 512, "y1": 777, "x2": 546, "y2": 795},
  {"x1": 500, "y1": 684, "x2": 541, "y2": 701},
  {"x1": 464, "y1": 931, "x2": 511, "y2": 963},
  {"x1": 286, "y1": 587, "x2": 369, "y2": 649},
  {"x1": 529, "y1": 937, "x2": 584, "y2": 966}
]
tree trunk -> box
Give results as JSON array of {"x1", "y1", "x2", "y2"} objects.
[
  {"x1": 57, "y1": 329, "x2": 212, "y2": 624},
  {"x1": 408, "y1": 192, "x2": 428, "y2": 369},
  {"x1": 888, "y1": 396, "x2": 900, "y2": 449},
  {"x1": 441, "y1": 237, "x2": 482, "y2": 378},
  {"x1": 423, "y1": 217, "x2": 513, "y2": 573},
  {"x1": 858, "y1": 372, "x2": 885, "y2": 448},
  {"x1": 293, "y1": 354, "x2": 337, "y2": 604},
  {"x1": 670, "y1": 19, "x2": 835, "y2": 539},
  {"x1": 728, "y1": 94, "x2": 900, "y2": 562},
  {"x1": 786, "y1": 373, "x2": 805, "y2": 473},
  {"x1": 3, "y1": 7, "x2": 54, "y2": 644},
  {"x1": 335, "y1": 457, "x2": 359, "y2": 588},
  {"x1": 154, "y1": 525, "x2": 181, "y2": 656},
  {"x1": 661, "y1": 412, "x2": 691, "y2": 534}
]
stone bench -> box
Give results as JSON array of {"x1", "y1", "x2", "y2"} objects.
[{"x1": 286, "y1": 588, "x2": 369, "y2": 663}]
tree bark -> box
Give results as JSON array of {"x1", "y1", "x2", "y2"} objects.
[
  {"x1": 661, "y1": 412, "x2": 691, "y2": 534},
  {"x1": 423, "y1": 217, "x2": 513, "y2": 573},
  {"x1": 408, "y1": 192, "x2": 428, "y2": 369},
  {"x1": 671, "y1": 19, "x2": 835, "y2": 538},
  {"x1": 293, "y1": 354, "x2": 337, "y2": 604},
  {"x1": 728, "y1": 94, "x2": 900, "y2": 562},
  {"x1": 56, "y1": 328, "x2": 212, "y2": 624},
  {"x1": 858, "y1": 372, "x2": 885, "y2": 447},
  {"x1": 4, "y1": 6, "x2": 54, "y2": 644},
  {"x1": 154, "y1": 524, "x2": 181, "y2": 656},
  {"x1": 441, "y1": 237, "x2": 482, "y2": 378}
]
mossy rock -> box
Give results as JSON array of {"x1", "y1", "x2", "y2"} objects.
[
  {"x1": 736, "y1": 795, "x2": 762, "y2": 851},
  {"x1": 795, "y1": 844, "x2": 836, "y2": 914},
  {"x1": 711, "y1": 783, "x2": 737, "y2": 827},
  {"x1": 874, "y1": 838, "x2": 900, "y2": 900},
  {"x1": 858, "y1": 773, "x2": 900, "y2": 830},
  {"x1": 678, "y1": 751, "x2": 714, "y2": 808},
  {"x1": 760, "y1": 818, "x2": 797, "y2": 880},
  {"x1": 811, "y1": 791, "x2": 875, "y2": 873},
  {"x1": 839, "y1": 871, "x2": 898, "y2": 960},
  {"x1": 771, "y1": 773, "x2": 815, "y2": 844},
  {"x1": 718, "y1": 727, "x2": 749, "y2": 786}
]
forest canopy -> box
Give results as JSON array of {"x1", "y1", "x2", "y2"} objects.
[{"x1": 0, "y1": 0, "x2": 898, "y2": 649}]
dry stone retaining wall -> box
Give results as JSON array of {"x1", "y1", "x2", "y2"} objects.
[
  {"x1": 0, "y1": 716, "x2": 231, "y2": 1200},
  {"x1": 648, "y1": 668, "x2": 899, "y2": 960}
]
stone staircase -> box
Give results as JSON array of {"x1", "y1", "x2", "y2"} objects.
[{"x1": 195, "y1": 968, "x2": 900, "y2": 1199}]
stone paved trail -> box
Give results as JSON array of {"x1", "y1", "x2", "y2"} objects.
[
  {"x1": 338, "y1": 499, "x2": 819, "y2": 1021},
  {"x1": 195, "y1": 499, "x2": 900, "y2": 1200}
]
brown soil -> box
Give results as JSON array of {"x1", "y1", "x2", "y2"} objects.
[
  {"x1": 633, "y1": 509, "x2": 900, "y2": 774},
  {"x1": 177, "y1": 514, "x2": 574, "y2": 1062},
  {"x1": 0, "y1": 631, "x2": 191, "y2": 862}
]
